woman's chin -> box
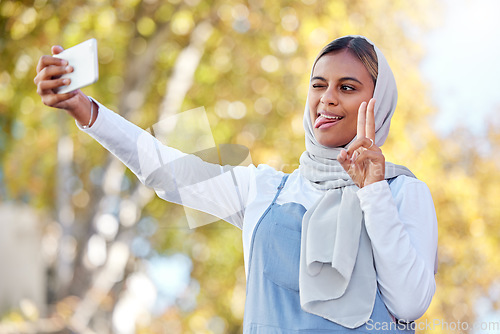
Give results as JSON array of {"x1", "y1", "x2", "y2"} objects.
[{"x1": 315, "y1": 135, "x2": 349, "y2": 149}]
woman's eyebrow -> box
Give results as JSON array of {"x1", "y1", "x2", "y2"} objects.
[
  {"x1": 310, "y1": 76, "x2": 327, "y2": 82},
  {"x1": 311, "y1": 76, "x2": 364, "y2": 85},
  {"x1": 339, "y1": 76, "x2": 363, "y2": 85}
]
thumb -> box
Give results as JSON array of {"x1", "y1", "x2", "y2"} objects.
[{"x1": 51, "y1": 45, "x2": 64, "y2": 55}]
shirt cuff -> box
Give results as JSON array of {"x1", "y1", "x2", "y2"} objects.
[
  {"x1": 356, "y1": 180, "x2": 397, "y2": 225},
  {"x1": 75, "y1": 96, "x2": 106, "y2": 134},
  {"x1": 357, "y1": 179, "x2": 390, "y2": 199}
]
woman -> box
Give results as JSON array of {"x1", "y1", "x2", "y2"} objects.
[{"x1": 35, "y1": 35, "x2": 438, "y2": 333}]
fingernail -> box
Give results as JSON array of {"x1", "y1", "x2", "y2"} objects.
[
  {"x1": 61, "y1": 60, "x2": 68, "y2": 65},
  {"x1": 350, "y1": 151, "x2": 358, "y2": 163},
  {"x1": 66, "y1": 66, "x2": 72, "y2": 72},
  {"x1": 63, "y1": 79, "x2": 70, "y2": 84}
]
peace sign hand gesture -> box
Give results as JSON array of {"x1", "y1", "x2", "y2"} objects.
[{"x1": 337, "y1": 98, "x2": 385, "y2": 188}]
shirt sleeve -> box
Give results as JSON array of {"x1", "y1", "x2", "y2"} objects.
[
  {"x1": 77, "y1": 98, "x2": 254, "y2": 229},
  {"x1": 357, "y1": 176, "x2": 438, "y2": 322}
]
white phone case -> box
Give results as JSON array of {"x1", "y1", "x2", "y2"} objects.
[{"x1": 54, "y1": 38, "x2": 99, "y2": 94}]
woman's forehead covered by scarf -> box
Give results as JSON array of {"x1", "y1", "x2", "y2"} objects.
[{"x1": 303, "y1": 35, "x2": 398, "y2": 158}]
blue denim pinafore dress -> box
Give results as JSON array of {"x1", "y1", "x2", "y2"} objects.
[{"x1": 242, "y1": 174, "x2": 414, "y2": 333}]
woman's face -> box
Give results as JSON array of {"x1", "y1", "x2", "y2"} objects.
[{"x1": 308, "y1": 49, "x2": 375, "y2": 148}]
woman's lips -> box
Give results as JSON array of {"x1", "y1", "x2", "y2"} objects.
[{"x1": 314, "y1": 114, "x2": 343, "y2": 129}]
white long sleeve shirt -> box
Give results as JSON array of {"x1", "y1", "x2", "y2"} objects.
[{"x1": 79, "y1": 99, "x2": 438, "y2": 322}]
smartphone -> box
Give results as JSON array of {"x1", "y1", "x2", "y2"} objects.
[{"x1": 54, "y1": 38, "x2": 99, "y2": 94}]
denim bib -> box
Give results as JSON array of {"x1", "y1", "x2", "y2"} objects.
[{"x1": 242, "y1": 174, "x2": 414, "y2": 333}]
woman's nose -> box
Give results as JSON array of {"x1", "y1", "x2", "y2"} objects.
[{"x1": 320, "y1": 87, "x2": 338, "y2": 106}]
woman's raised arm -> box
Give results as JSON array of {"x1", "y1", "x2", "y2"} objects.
[{"x1": 34, "y1": 48, "x2": 253, "y2": 229}]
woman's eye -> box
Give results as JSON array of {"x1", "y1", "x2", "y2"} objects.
[
  {"x1": 341, "y1": 85, "x2": 355, "y2": 91},
  {"x1": 312, "y1": 84, "x2": 326, "y2": 88}
]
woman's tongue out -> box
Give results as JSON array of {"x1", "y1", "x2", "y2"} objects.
[{"x1": 314, "y1": 114, "x2": 343, "y2": 129}]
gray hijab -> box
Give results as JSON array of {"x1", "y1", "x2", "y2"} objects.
[{"x1": 298, "y1": 35, "x2": 415, "y2": 328}]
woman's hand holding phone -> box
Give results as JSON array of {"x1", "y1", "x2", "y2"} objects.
[{"x1": 34, "y1": 43, "x2": 98, "y2": 127}]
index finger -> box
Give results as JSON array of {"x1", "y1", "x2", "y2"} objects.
[
  {"x1": 357, "y1": 101, "x2": 367, "y2": 139},
  {"x1": 366, "y1": 98, "x2": 376, "y2": 141},
  {"x1": 36, "y1": 55, "x2": 67, "y2": 74}
]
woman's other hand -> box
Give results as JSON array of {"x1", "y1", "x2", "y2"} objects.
[
  {"x1": 337, "y1": 98, "x2": 385, "y2": 188},
  {"x1": 34, "y1": 45, "x2": 96, "y2": 126}
]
